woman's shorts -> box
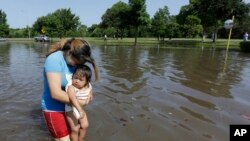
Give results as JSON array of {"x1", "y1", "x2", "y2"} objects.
[{"x1": 42, "y1": 111, "x2": 70, "y2": 138}]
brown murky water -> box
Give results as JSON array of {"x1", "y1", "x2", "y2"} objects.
[{"x1": 0, "y1": 42, "x2": 250, "y2": 141}]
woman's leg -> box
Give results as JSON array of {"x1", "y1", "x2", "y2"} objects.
[
  {"x1": 42, "y1": 111, "x2": 70, "y2": 141},
  {"x1": 56, "y1": 135, "x2": 70, "y2": 141},
  {"x1": 78, "y1": 110, "x2": 89, "y2": 141},
  {"x1": 66, "y1": 112, "x2": 80, "y2": 141}
]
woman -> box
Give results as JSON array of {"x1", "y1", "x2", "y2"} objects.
[{"x1": 41, "y1": 38, "x2": 100, "y2": 141}]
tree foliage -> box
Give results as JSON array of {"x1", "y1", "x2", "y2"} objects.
[
  {"x1": 100, "y1": 1, "x2": 129, "y2": 39},
  {"x1": 183, "y1": 15, "x2": 203, "y2": 38},
  {"x1": 176, "y1": 5, "x2": 195, "y2": 25},
  {"x1": 32, "y1": 8, "x2": 80, "y2": 37},
  {"x1": 176, "y1": 0, "x2": 250, "y2": 40},
  {"x1": 0, "y1": 10, "x2": 9, "y2": 37},
  {"x1": 151, "y1": 6, "x2": 170, "y2": 40},
  {"x1": 193, "y1": 0, "x2": 250, "y2": 34},
  {"x1": 0, "y1": 10, "x2": 7, "y2": 24}
]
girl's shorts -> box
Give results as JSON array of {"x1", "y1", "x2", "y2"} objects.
[
  {"x1": 65, "y1": 104, "x2": 81, "y2": 119},
  {"x1": 42, "y1": 111, "x2": 70, "y2": 138}
]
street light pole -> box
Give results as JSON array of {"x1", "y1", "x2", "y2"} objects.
[
  {"x1": 28, "y1": 26, "x2": 30, "y2": 39},
  {"x1": 226, "y1": 15, "x2": 234, "y2": 51},
  {"x1": 27, "y1": 11, "x2": 31, "y2": 39}
]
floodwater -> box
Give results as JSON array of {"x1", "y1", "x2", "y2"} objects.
[{"x1": 0, "y1": 41, "x2": 250, "y2": 141}]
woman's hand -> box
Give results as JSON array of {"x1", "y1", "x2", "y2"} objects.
[{"x1": 86, "y1": 89, "x2": 93, "y2": 104}]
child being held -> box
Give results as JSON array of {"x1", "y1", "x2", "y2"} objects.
[{"x1": 65, "y1": 65, "x2": 92, "y2": 141}]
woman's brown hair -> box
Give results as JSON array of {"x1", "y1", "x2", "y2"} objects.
[{"x1": 47, "y1": 38, "x2": 100, "y2": 81}]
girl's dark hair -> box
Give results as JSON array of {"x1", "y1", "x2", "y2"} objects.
[
  {"x1": 47, "y1": 38, "x2": 100, "y2": 81},
  {"x1": 73, "y1": 65, "x2": 92, "y2": 84}
]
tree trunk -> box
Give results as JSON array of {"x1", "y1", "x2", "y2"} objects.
[
  {"x1": 212, "y1": 33, "x2": 216, "y2": 43},
  {"x1": 212, "y1": 29, "x2": 217, "y2": 43},
  {"x1": 121, "y1": 29, "x2": 124, "y2": 40},
  {"x1": 116, "y1": 29, "x2": 119, "y2": 40},
  {"x1": 202, "y1": 31, "x2": 206, "y2": 42},
  {"x1": 134, "y1": 26, "x2": 138, "y2": 46}
]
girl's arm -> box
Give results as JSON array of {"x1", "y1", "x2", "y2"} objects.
[
  {"x1": 46, "y1": 72, "x2": 70, "y2": 104},
  {"x1": 67, "y1": 85, "x2": 84, "y2": 118}
]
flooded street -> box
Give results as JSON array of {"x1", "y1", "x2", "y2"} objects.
[{"x1": 0, "y1": 42, "x2": 250, "y2": 141}]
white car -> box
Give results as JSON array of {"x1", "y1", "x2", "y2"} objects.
[
  {"x1": 34, "y1": 35, "x2": 50, "y2": 42},
  {"x1": 0, "y1": 37, "x2": 7, "y2": 42}
]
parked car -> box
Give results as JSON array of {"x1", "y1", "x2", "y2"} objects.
[
  {"x1": 34, "y1": 35, "x2": 50, "y2": 42},
  {"x1": 0, "y1": 37, "x2": 7, "y2": 42}
]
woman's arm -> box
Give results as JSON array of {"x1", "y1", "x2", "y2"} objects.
[
  {"x1": 86, "y1": 83, "x2": 93, "y2": 104},
  {"x1": 85, "y1": 90, "x2": 93, "y2": 104},
  {"x1": 78, "y1": 91, "x2": 93, "y2": 106},
  {"x1": 46, "y1": 72, "x2": 70, "y2": 104}
]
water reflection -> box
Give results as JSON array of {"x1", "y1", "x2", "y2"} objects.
[
  {"x1": 180, "y1": 106, "x2": 215, "y2": 124},
  {"x1": 0, "y1": 42, "x2": 250, "y2": 141},
  {"x1": 171, "y1": 48, "x2": 245, "y2": 98},
  {"x1": 98, "y1": 46, "x2": 146, "y2": 95},
  {"x1": 91, "y1": 46, "x2": 250, "y2": 141},
  {"x1": 0, "y1": 42, "x2": 11, "y2": 65},
  {"x1": 0, "y1": 42, "x2": 50, "y2": 141},
  {"x1": 175, "y1": 92, "x2": 217, "y2": 110}
]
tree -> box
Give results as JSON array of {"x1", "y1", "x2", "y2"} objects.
[
  {"x1": 77, "y1": 24, "x2": 88, "y2": 37},
  {"x1": 128, "y1": 0, "x2": 150, "y2": 46},
  {"x1": 176, "y1": 5, "x2": 195, "y2": 25},
  {"x1": 176, "y1": 0, "x2": 250, "y2": 41},
  {"x1": 88, "y1": 24, "x2": 103, "y2": 37},
  {"x1": 192, "y1": 0, "x2": 250, "y2": 42},
  {"x1": 0, "y1": 10, "x2": 7, "y2": 24},
  {"x1": 100, "y1": 1, "x2": 129, "y2": 39},
  {"x1": 151, "y1": 6, "x2": 170, "y2": 41},
  {"x1": 182, "y1": 15, "x2": 203, "y2": 38},
  {"x1": 165, "y1": 22, "x2": 181, "y2": 39},
  {"x1": 32, "y1": 8, "x2": 80, "y2": 37},
  {"x1": 91, "y1": 27, "x2": 103, "y2": 37},
  {"x1": 0, "y1": 10, "x2": 9, "y2": 37}
]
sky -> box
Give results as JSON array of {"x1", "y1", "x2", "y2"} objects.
[
  {"x1": 0, "y1": 0, "x2": 250, "y2": 28},
  {"x1": 0, "y1": 0, "x2": 189, "y2": 28}
]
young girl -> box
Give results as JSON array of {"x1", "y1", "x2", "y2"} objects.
[{"x1": 65, "y1": 65, "x2": 93, "y2": 141}]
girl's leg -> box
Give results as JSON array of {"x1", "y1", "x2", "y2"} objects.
[
  {"x1": 66, "y1": 112, "x2": 80, "y2": 141},
  {"x1": 78, "y1": 111, "x2": 89, "y2": 141}
]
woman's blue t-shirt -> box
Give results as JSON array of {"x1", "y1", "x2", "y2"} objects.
[{"x1": 41, "y1": 51, "x2": 76, "y2": 111}]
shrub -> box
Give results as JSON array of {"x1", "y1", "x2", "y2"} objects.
[{"x1": 240, "y1": 41, "x2": 250, "y2": 52}]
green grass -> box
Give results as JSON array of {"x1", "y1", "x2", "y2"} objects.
[
  {"x1": 78, "y1": 37, "x2": 242, "y2": 50},
  {"x1": 6, "y1": 37, "x2": 243, "y2": 50}
]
